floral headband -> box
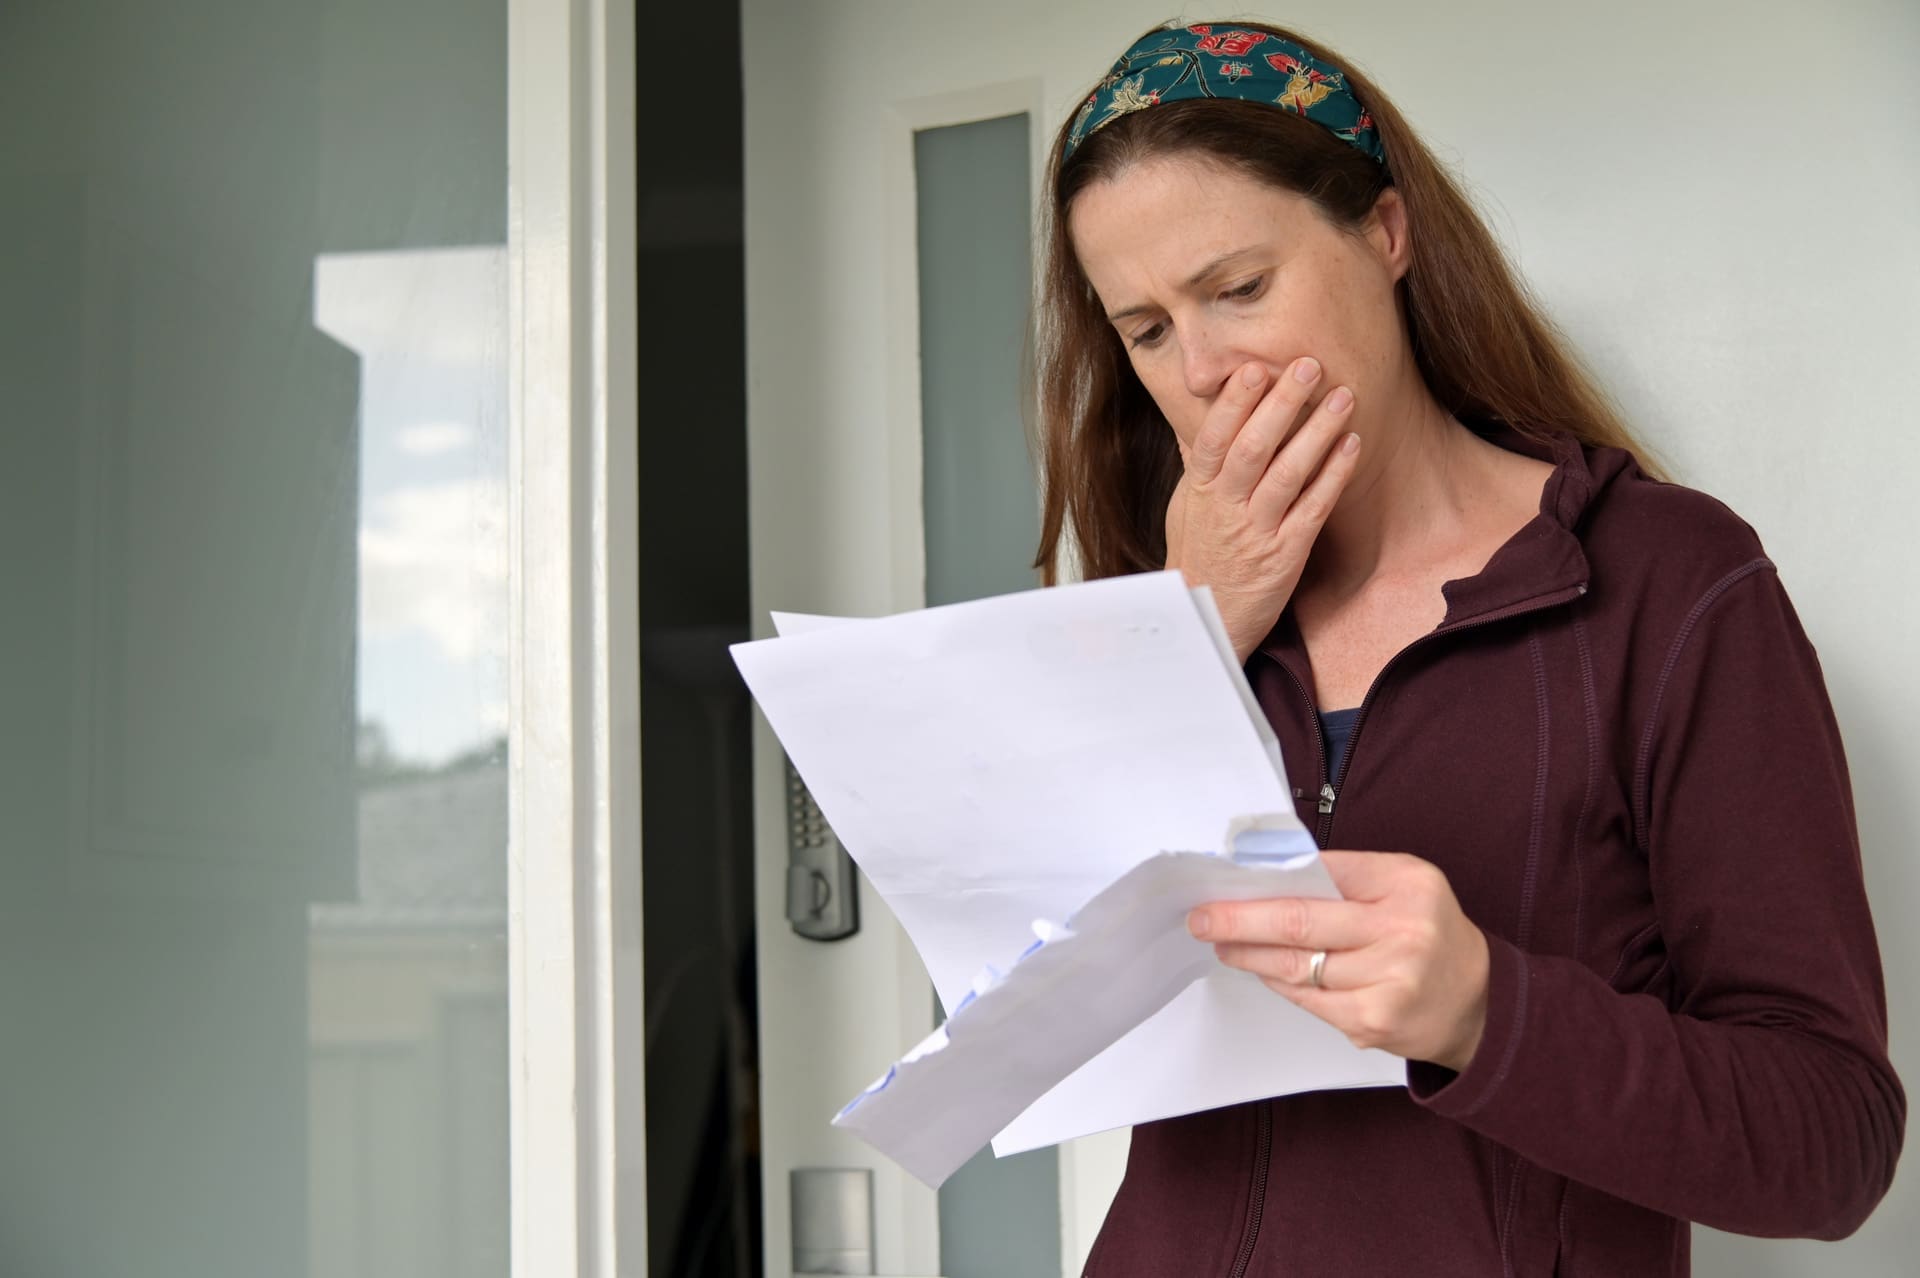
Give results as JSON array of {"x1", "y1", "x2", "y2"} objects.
[{"x1": 1065, "y1": 23, "x2": 1385, "y2": 167}]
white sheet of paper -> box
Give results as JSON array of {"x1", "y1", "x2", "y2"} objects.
[
  {"x1": 833, "y1": 846, "x2": 1399, "y2": 1186},
  {"x1": 732, "y1": 572, "x2": 1402, "y2": 1163},
  {"x1": 772, "y1": 587, "x2": 1290, "y2": 786}
]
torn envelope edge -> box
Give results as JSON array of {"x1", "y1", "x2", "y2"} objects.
[{"x1": 830, "y1": 816, "x2": 1322, "y2": 1187}]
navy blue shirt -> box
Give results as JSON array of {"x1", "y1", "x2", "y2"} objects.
[{"x1": 1318, "y1": 706, "x2": 1361, "y2": 781}]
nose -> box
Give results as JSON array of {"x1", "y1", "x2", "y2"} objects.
[{"x1": 1179, "y1": 320, "x2": 1245, "y2": 401}]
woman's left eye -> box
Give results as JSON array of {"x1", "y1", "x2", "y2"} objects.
[{"x1": 1223, "y1": 276, "x2": 1264, "y2": 302}]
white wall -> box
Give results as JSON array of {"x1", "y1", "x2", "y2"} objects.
[{"x1": 743, "y1": 2, "x2": 1918, "y2": 1273}]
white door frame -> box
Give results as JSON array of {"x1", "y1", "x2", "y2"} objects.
[{"x1": 506, "y1": 0, "x2": 645, "y2": 1274}]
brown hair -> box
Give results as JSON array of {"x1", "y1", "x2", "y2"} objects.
[{"x1": 1033, "y1": 20, "x2": 1661, "y2": 583}]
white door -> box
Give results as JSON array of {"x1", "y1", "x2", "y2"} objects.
[{"x1": 739, "y1": 5, "x2": 1140, "y2": 1275}]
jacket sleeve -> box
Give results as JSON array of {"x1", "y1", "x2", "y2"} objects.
[{"x1": 1406, "y1": 560, "x2": 1905, "y2": 1239}]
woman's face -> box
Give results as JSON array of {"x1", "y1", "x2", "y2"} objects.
[{"x1": 1067, "y1": 153, "x2": 1411, "y2": 453}]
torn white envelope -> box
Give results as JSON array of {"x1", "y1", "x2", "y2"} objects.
[
  {"x1": 834, "y1": 845, "x2": 1386, "y2": 1187},
  {"x1": 731, "y1": 572, "x2": 1401, "y2": 1161}
]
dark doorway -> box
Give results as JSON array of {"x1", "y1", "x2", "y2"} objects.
[{"x1": 637, "y1": 2, "x2": 759, "y2": 1275}]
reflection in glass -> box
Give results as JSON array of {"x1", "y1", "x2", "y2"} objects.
[
  {"x1": 0, "y1": 4, "x2": 509, "y2": 1276},
  {"x1": 313, "y1": 247, "x2": 509, "y2": 1278}
]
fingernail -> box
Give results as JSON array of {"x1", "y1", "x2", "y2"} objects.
[
  {"x1": 1240, "y1": 364, "x2": 1266, "y2": 388},
  {"x1": 1342, "y1": 432, "x2": 1361, "y2": 455},
  {"x1": 1188, "y1": 909, "x2": 1213, "y2": 939},
  {"x1": 1293, "y1": 357, "x2": 1321, "y2": 384},
  {"x1": 1325, "y1": 386, "x2": 1353, "y2": 412}
]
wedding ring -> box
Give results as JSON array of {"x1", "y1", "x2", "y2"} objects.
[{"x1": 1309, "y1": 949, "x2": 1328, "y2": 989}]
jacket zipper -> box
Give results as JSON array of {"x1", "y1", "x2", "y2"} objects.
[
  {"x1": 1229, "y1": 582, "x2": 1588, "y2": 1277},
  {"x1": 1286, "y1": 694, "x2": 1334, "y2": 835},
  {"x1": 1280, "y1": 584, "x2": 1588, "y2": 847},
  {"x1": 1227, "y1": 1101, "x2": 1274, "y2": 1278}
]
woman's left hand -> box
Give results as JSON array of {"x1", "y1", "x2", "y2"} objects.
[{"x1": 1188, "y1": 851, "x2": 1491, "y2": 1071}]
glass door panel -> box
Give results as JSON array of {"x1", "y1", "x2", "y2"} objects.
[{"x1": 0, "y1": 3, "x2": 508, "y2": 1275}]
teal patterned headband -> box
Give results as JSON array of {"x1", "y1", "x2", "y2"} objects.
[{"x1": 1065, "y1": 24, "x2": 1385, "y2": 166}]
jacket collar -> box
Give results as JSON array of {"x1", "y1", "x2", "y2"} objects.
[{"x1": 1256, "y1": 428, "x2": 1627, "y2": 674}]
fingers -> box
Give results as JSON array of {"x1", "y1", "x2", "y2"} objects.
[
  {"x1": 1206, "y1": 854, "x2": 1487, "y2": 1064},
  {"x1": 1209, "y1": 357, "x2": 1327, "y2": 501},
  {"x1": 1247, "y1": 387, "x2": 1360, "y2": 530},
  {"x1": 1213, "y1": 940, "x2": 1380, "y2": 990},
  {"x1": 1185, "y1": 361, "x2": 1276, "y2": 485},
  {"x1": 1188, "y1": 896, "x2": 1371, "y2": 950}
]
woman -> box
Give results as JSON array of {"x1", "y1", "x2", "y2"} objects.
[{"x1": 1034, "y1": 20, "x2": 1904, "y2": 1276}]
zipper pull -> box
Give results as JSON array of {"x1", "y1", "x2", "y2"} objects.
[{"x1": 1317, "y1": 783, "x2": 1337, "y2": 815}]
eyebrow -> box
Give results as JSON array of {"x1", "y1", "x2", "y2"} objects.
[{"x1": 1104, "y1": 246, "x2": 1268, "y2": 325}]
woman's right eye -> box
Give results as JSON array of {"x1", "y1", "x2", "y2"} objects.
[{"x1": 1129, "y1": 322, "x2": 1167, "y2": 350}]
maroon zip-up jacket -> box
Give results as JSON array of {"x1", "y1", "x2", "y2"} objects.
[{"x1": 1083, "y1": 432, "x2": 1904, "y2": 1276}]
